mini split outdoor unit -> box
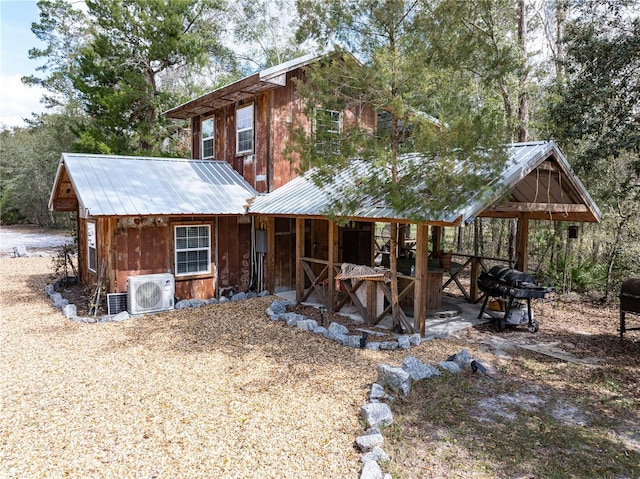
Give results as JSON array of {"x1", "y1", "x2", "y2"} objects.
[{"x1": 127, "y1": 273, "x2": 175, "y2": 315}]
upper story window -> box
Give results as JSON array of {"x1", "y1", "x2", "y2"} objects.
[
  {"x1": 315, "y1": 109, "x2": 342, "y2": 155},
  {"x1": 202, "y1": 117, "x2": 214, "y2": 159},
  {"x1": 236, "y1": 104, "x2": 254, "y2": 155}
]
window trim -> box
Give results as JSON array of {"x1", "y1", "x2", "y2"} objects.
[
  {"x1": 314, "y1": 108, "x2": 342, "y2": 154},
  {"x1": 174, "y1": 224, "x2": 212, "y2": 278},
  {"x1": 201, "y1": 117, "x2": 215, "y2": 159},
  {"x1": 87, "y1": 221, "x2": 97, "y2": 273},
  {"x1": 235, "y1": 103, "x2": 254, "y2": 155}
]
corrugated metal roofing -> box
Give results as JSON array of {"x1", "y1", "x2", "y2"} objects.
[
  {"x1": 249, "y1": 141, "x2": 601, "y2": 224},
  {"x1": 51, "y1": 153, "x2": 257, "y2": 217}
]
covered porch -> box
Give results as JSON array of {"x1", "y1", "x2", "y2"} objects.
[{"x1": 250, "y1": 142, "x2": 602, "y2": 337}]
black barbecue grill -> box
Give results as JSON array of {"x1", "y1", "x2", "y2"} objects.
[
  {"x1": 477, "y1": 266, "x2": 554, "y2": 332},
  {"x1": 620, "y1": 277, "x2": 640, "y2": 340}
]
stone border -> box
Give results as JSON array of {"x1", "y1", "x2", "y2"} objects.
[
  {"x1": 357, "y1": 349, "x2": 490, "y2": 478},
  {"x1": 265, "y1": 299, "x2": 423, "y2": 351}
]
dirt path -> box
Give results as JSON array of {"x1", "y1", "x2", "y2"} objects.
[{"x1": 0, "y1": 225, "x2": 72, "y2": 258}]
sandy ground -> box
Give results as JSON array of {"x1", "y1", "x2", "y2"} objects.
[
  {"x1": 0, "y1": 256, "x2": 464, "y2": 478},
  {"x1": 0, "y1": 225, "x2": 72, "y2": 258}
]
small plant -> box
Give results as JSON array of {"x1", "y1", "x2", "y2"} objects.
[{"x1": 52, "y1": 241, "x2": 78, "y2": 285}]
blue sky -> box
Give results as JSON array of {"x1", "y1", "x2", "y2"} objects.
[{"x1": 0, "y1": 0, "x2": 47, "y2": 127}]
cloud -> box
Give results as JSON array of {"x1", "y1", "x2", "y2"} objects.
[{"x1": 0, "y1": 73, "x2": 46, "y2": 128}]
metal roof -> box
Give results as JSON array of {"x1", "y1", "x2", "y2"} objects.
[
  {"x1": 49, "y1": 153, "x2": 257, "y2": 217},
  {"x1": 249, "y1": 141, "x2": 601, "y2": 225},
  {"x1": 163, "y1": 52, "x2": 322, "y2": 120}
]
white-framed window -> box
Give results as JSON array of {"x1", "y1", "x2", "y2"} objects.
[
  {"x1": 87, "y1": 221, "x2": 97, "y2": 273},
  {"x1": 315, "y1": 109, "x2": 342, "y2": 154},
  {"x1": 174, "y1": 225, "x2": 211, "y2": 276},
  {"x1": 202, "y1": 117, "x2": 214, "y2": 159},
  {"x1": 236, "y1": 104, "x2": 254, "y2": 155}
]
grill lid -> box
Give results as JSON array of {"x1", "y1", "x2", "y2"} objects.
[
  {"x1": 484, "y1": 266, "x2": 537, "y2": 287},
  {"x1": 620, "y1": 277, "x2": 640, "y2": 299}
]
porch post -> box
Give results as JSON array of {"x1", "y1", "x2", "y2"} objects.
[
  {"x1": 414, "y1": 223, "x2": 429, "y2": 337},
  {"x1": 516, "y1": 212, "x2": 530, "y2": 272},
  {"x1": 296, "y1": 218, "x2": 305, "y2": 302},
  {"x1": 328, "y1": 220, "x2": 339, "y2": 311}
]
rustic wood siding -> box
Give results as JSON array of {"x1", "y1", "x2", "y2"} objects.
[{"x1": 216, "y1": 216, "x2": 252, "y2": 295}]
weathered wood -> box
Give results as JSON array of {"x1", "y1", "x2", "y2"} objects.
[
  {"x1": 296, "y1": 218, "x2": 305, "y2": 302},
  {"x1": 516, "y1": 212, "x2": 530, "y2": 271},
  {"x1": 491, "y1": 202, "x2": 588, "y2": 213},
  {"x1": 414, "y1": 223, "x2": 429, "y2": 336},
  {"x1": 470, "y1": 256, "x2": 481, "y2": 302},
  {"x1": 328, "y1": 221, "x2": 338, "y2": 311}
]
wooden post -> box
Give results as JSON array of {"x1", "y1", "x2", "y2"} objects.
[
  {"x1": 413, "y1": 223, "x2": 429, "y2": 337},
  {"x1": 516, "y1": 212, "x2": 530, "y2": 271},
  {"x1": 366, "y1": 280, "x2": 377, "y2": 324},
  {"x1": 327, "y1": 220, "x2": 339, "y2": 311},
  {"x1": 470, "y1": 256, "x2": 480, "y2": 302},
  {"x1": 295, "y1": 218, "x2": 305, "y2": 302},
  {"x1": 432, "y1": 226, "x2": 442, "y2": 255},
  {"x1": 264, "y1": 217, "x2": 275, "y2": 294}
]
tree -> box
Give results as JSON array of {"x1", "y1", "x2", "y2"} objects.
[
  {"x1": 0, "y1": 115, "x2": 77, "y2": 226},
  {"x1": 71, "y1": 0, "x2": 236, "y2": 154},
  {"x1": 227, "y1": 0, "x2": 307, "y2": 69},
  {"x1": 292, "y1": 0, "x2": 510, "y2": 332},
  {"x1": 22, "y1": 0, "x2": 88, "y2": 115},
  {"x1": 549, "y1": 0, "x2": 640, "y2": 298}
]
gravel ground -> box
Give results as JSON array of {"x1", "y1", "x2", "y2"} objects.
[{"x1": 0, "y1": 256, "x2": 456, "y2": 478}]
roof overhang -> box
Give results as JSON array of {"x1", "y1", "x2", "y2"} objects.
[{"x1": 164, "y1": 52, "x2": 321, "y2": 120}]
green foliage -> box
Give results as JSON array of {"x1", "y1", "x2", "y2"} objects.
[{"x1": 0, "y1": 115, "x2": 77, "y2": 226}]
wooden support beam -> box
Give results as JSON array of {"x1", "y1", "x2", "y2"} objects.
[
  {"x1": 413, "y1": 223, "x2": 429, "y2": 337},
  {"x1": 328, "y1": 221, "x2": 338, "y2": 311},
  {"x1": 470, "y1": 256, "x2": 481, "y2": 302},
  {"x1": 490, "y1": 202, "x2": 588, "y2": 213},
  {"x1": 296, "y1": 218, "x2": 305, "y2": 302},
  {"x1": 516, "y1": 212, "x2": 530, "y2": 272}
]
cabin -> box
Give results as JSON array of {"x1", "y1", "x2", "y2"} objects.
[{"x1": 49, "y1": 52, "x2": 601, "y2": 330}]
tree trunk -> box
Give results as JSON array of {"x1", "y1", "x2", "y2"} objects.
[
  {"x1": 517, "y1": 0, "x2": 529, "y2": 142},
  {"x1": 389, "y1": 222, "x2": 404, "y2": 331}
]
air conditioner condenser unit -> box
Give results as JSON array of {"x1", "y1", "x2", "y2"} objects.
[{"x1": 127, "y1": 273, "x2": 175, "y2": 315}]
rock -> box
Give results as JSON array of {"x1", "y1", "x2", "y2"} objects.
[
  {"x1": 408, "y1": 333, "x2": 421, "y2": 346},
  {"x1": 74, "y1": 316, "x2": 97, "y2": 324},
  {"x1": 438, "y1": 360, "x2": 461, "y2": 374},
  {"x1": 50, "y1": 292, "x2": 62, "y2": 302},
  {"x1": 365, "y1": 342, "x2": 381, "y2": 351},
  {"x1": 312, "y1": 325, "x2": 328, "y2": 336},
  {"x1": 258, "y1": 290, "x2": 270, "y2": 297},
  {"x1": 361, "y1": 446, "x2": 390, "y2": 464},
  {"x1": 219, "y1": 296, "x2": 230, "y2": 304},
  {"x1": 189, "y1": 299, "x2": 208, "y2": 308},
  {"x1": 231, "y1": 292, "x2": 247, "y2": 302},
  {"x1": 342, "y1": 335, "x2": 362, "y2": 348},
  {"x1": 377, "y1": 364, "x2": 412, "y2": 396},
  {"x1": 361, "y1": 402, "x2": 394, "y2": 428},
  {"x1": 44, "y1": 284, "x2": 55, "y2": 295},
  {"x1": 175, "y1": 300, "x2": 191, "y2": 310},
  {"x1": 110, "y1": 311, "x2": 130, "y2": 322},
  {"x1": 397, "y1": 335, "x2": 410, "y2": 349},
  {"x1": 282, "y1": 312, "x2": 306, "y2": 327},
  {"x1": 62, "y1": 304, "x2": 77, "y2": 319},
  {"x1": 13, "y1": 245, "x2": 29, "y2": 257},
  {"x1": 208, "y1": 298, "x2": 218, "y2": 305},
  {"x1": 369, "y1": 383, "x2": 386, "y2": 401},
  {"x1": 449, "y1": 348, "x2": 472, "y2": 369},
  {"x1": 54, "y1": 297, "x2": 69, "y2": 309},
  {"x1": 246, "y1": 292, "x2": 258, "y2": 299},
  {"x1": 402, "y1": 356, "x2": 439, "y2": 381},
  {"x1": 355, "y1": 432, "x2": 384, "y2": 451},
  {"x1": 378, "y1": 341, "x2": 399, "y2": 351},
  {"x1": 266, "y1": 299, "x2": 294, "y2": 318},
  {"x1": 360, "y1": 459, "x2": 383, "y2": 479},
  {"x1": 296, "y1": 319, "x2": 318, "y2": 331},
  {"x1": 327, "y1": 322, "x2": 349, "y2": 339}
]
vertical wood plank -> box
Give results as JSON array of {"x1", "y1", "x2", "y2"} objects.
[
  {"x1": 470, "y1": 256, "x2": 480, "y2": 302},
  {"x1": 516, "y1": 212, "x2": 530, "y2": 271},
  {"x1": 328, "y1": 220, "x2": 338, "y2": 311},
  {"x1": 414, "y1": 223, "x2": 429, "y2": 337},
  {"x1": 296, "y1": 218, "x2": 305, "y2": 301}
]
